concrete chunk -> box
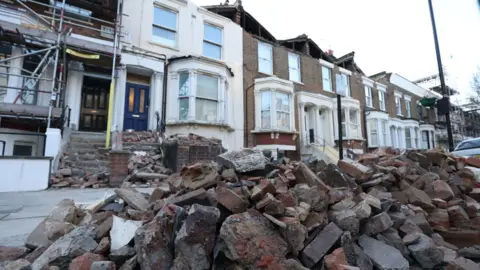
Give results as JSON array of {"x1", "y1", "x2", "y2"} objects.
[
  {"x1": 300, "y1": 222, "x2": 343, "y2": 268},
  {"x1": 358, "y1": 235, "x2": 409, "y2": 270},
  {"x1": 115, "y1": 188, "x2": 149, "y2": 211}
]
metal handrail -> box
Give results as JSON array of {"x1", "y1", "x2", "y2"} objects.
[{"x1": 303, "y1": 134, "x2": 340, "y2": 158}]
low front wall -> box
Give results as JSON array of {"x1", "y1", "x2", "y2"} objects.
[{"x1": 0, "y1": 157, "x2": 52, "y2": 193}]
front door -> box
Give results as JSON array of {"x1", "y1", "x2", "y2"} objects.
[
  {"x1": 79, "y1": 76, "x2": 109, "y2": 132},
  {"x1": 124, "y1": 83, "x2": 149, "y2": 131}
]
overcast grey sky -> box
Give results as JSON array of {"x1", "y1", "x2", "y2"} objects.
[{"x1": 196, "y1": 0, "x2": 480, "y2": 103}]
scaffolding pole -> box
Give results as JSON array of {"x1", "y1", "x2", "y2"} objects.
[
  {"x1": 105, "y1": 0, "x2": 122, "y2": 149},
  {"x1": 47, "y1": 0, "x2": 66, "y2": 128},
  {"x1": 0, "y1": 47, "x2": 56, "y2": 64}
]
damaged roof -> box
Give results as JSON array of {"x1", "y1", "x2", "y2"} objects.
[
  {"x1": 279, "y1": 34, "x2": 334, "y2": 61},
  {"x1": 333, "y1": 52, "x2": 364, "y2": 75},
  {"x1": 203, "y1": 3, "x2": 277, "y2": 42}
]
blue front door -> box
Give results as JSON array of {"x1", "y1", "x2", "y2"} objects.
[{"x1": 124, "y1": 83, "x2": 149, "y2": 131}]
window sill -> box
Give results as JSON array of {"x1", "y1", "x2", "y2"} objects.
[
  {"x1": 166, "y1": 120, "x2": 234, "y2": 132},
  {"x1": 366, "y1": 105, "x2": 375, "y2": 109},
  {"x1": 251, "y1": 129, "x2": 298, "y2": 134},
  {"x1": 291, "y1": 80, "x2": 304, "y2": 85},
  {"x1": 258, "y1": 71, "x2": 274, "y2": 77},
  {"x1": 149, "y1": 41, "x2": 179, "y2": 51}
]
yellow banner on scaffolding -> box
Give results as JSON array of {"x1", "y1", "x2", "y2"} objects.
[{"x1": 66, "y1": 49, "x2": 100, "y2": 59}]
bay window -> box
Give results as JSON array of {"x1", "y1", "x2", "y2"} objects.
[
  {"x1": 275, "y1": 92, "x2": 290, "y2": 129},
  {"x1": 414, "y1": 127, "x2": 419, "y2": 148},
  {"x1": 178, "y1": 72, "x2": 189, "y2": 120},
  {"x1": 196, "y1": 74, "x2": 218, "y2": 121},
  {"x1": 203, "y1": 23, "x2": 223, "y2": 60},
  {"x1": 261, "y1": 91, "x2": 271, "y2": 128},
  {"x1": 369, "y1": 119, "x2": 378, "y2": 146},
  {"x1": 322, "y1": 66, "x2": 332, "y2": 92},
  {"x1": 381, "y1": 120, "x2": 387, "y2": 146},
  {"x1": 152, "y1": 6, "x2": 177, "y2": 47},
  {"x1": 336, "y1": 73, "x2": 351, "y2": 97},
  {"x1": 177, "y1": 71, "x2": 225, "y2": 123},
  {"x1": 288, "y1": 53, "x2": 301, "y2": 82},
  {"x1": 349, "y1": 109, "x2": 359, "y2": 134},
  {"x1": 341, "y1": 109, "x2": 346, "y2": 138},
  {"x1": 365, "y1": 86, "x2": 372, "y2": 107},
  {"x1": 405, "y1": 128, "x2": 412, "y2": 148},
  {"x1": 258, "y1": 42, "x2": 273, "y2": 74},
  {"x1": 258, "y1": 90, "x2": 292, "y2": 130},
  {"x1": 339, "y1": 108, "x2": 359, "y2": 139},
  {"x1": 379, "y1": 91, "x2": 386, "y2": 111}
]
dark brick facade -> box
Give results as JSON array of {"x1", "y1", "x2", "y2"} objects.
[
  {"x1": 243, "y1": 31, "x2": 367, "y2": 159},
  {"x1": 109, "y1": 150, "x2": 130, "y2": 187},
  {"x1": 369, "y1": 75, "x2": 437, "y2": 123}
]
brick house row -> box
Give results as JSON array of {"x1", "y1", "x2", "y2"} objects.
[{"x1": 207, "y1": 1, "x2": 440, "y2": 161}]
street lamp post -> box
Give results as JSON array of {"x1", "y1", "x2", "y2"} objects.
[{"x1": 427, "y1": 0, "x2": 454, "y2": 151}]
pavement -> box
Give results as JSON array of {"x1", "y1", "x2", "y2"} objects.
[{"x1": 0, "y1": 187, "x2": 153, "y2": 247}]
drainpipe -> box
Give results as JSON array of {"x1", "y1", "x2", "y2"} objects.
[
  {"x1": 160, "y1": 55, "x2": 193, "y2": 137},
  {"x1": 244, "y1": 83, "x2": 255, "y2": 148},
  {"x1": 160, "y1": 58, "x2": 168, "y2": 134}
]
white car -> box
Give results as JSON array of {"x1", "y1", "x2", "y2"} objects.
[{"x1": 451, "y1": 138, "x2": 480, "y2": 158}]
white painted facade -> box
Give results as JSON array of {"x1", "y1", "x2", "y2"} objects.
[
  {"x1": 115, "y1": 0, "x2": 244, "y2": 150},
  {"x1": 0, "y1": 157, "x2": 51, "y2": 192}
]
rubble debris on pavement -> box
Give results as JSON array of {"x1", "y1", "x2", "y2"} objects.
[{"x1": 4, "y1": 147, "x2": 480, "y2": 269}]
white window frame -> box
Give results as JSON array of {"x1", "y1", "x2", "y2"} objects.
[
  {"x1": 152, "y1": 5, "x2": 178, "y2": 47},
  {"x1": 405, "y1": 128, "x2": 412, "y2": 149},
  {"x1": 405, "y1": 96, "x2": 412, "y2": 118},
  {"x1": 395, "y1": 97, "x2": 402, "y2": 115},
  {"x1": 258, "y1": 42, "x2": 273, "y2": 74},
  {"x1": 288, "y1": 53, "x2": 301, "y2": 82},
  {"x1": 414, "y1": 127, "x2": 419, "y2": 148},
  {"x1": 341, "y1": 74, "x2": 351, "y2": 97},
  {"x1": 339, "y1": 107, "x2": 360, "y2": 139},
  {"x1": 369, "y1": 119, "x2": 378, "y2": 146},
  {"x1": 322, "y1": 66, "x2": 332, "y2": 92},
  {"x1": 176, "y1": 70, "x2": 226, "y2": 123},
  {"x1": 260, "y1": 91, "x2": 272, "y2": 129},
  {"x1": 203, "y1": 22, "x2": 223, "y2": 60},
  {"x1": 378, "y1": 91, "x2": 386, "y2": 111},
  {"x1": 258, "y1": 89, "x2": 293, "y2": 131},
  {"x1": 381, "y1": 120, "x2": 387, "y2": 146},
  {"x1": 365, "y1": 86, "x2": 373, "y2": 108},
  {"x1": 395, "y1": 91, "x2": 403, "y2": 116}
]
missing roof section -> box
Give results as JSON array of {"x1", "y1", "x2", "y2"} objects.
[
  {"x1": 203, "y1": 2, "x2": 276, "y2": 43},
  {"x1": 279, "y1": 34, "x2": 334, "y2": 61},
  {"x1": 333, "y1": 51, "x2": 364, "y2": 75}
]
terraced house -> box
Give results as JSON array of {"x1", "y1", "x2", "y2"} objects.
[
  {"x1": 206, "y1": 2, "x2": 372, "y2": 162},
  {"x1": 367, "y1": 72, "x2": 440, "y2": 151}
]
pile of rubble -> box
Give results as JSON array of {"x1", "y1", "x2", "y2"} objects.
[
  {"x1": 50, "y1": 168, "x2": 110, "y2": 189},
  {"x1": 3, "y1": 148, "x2": 480, "y2": 269}
]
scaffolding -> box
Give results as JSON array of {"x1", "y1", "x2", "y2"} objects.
[{"x1": 0, "y1": 0, "x2": 123, "y2": 133}]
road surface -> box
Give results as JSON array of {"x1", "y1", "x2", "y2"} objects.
[{"x1": 0, "y1": 187, "x2": 153, "y2": 247}]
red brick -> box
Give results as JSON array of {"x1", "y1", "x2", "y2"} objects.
[
  {"x1": 216, "y1": 184, "x2": 249, "y2": 213},
  {"x1": 68, "y1": 253, "x2": 104, "y2": 270}
]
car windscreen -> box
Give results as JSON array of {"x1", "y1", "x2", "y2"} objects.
[{"x1": 455, "y1": 139, "x2": 480, "y2": 151}]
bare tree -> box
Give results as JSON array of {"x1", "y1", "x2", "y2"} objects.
[{"x1": 469, "y1": 67, "x2": 480, "y2": 103}]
